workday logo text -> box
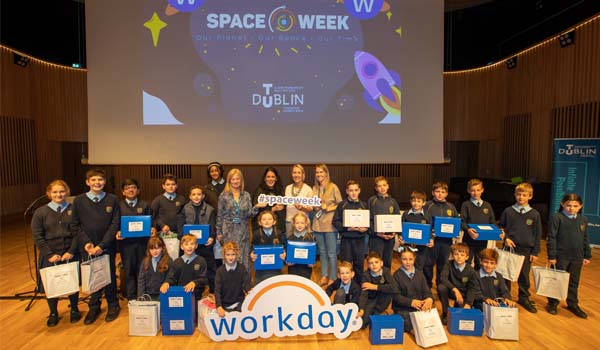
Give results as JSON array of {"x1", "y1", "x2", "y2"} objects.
[{"x1": 204, "y1": 275, "x2": 362, "y2": 341}]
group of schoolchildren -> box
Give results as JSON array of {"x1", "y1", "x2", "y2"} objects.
[{"x1": 33, "y1": 166, "x2": 592, "y2": 335}]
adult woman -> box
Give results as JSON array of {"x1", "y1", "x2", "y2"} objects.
[
  {"x1": 31, "y1": 180, "x2": 81, "y2": 327},
  {"x1": 216, "y1": 169, "x2": 264, "y2": 268},
  {"x1": 252, "y1": 166, "x2": 286, "y2": 234},
  {"x1": 284, "y1": 164, "x2": 313, "y2": 234},
  {"x1": 312, "y1": 164, "x2": 342, "y2": 286}
]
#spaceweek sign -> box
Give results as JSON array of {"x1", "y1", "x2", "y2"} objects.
[{"x1": 204, "y1": 275, "x2": 362, "y2": 341}]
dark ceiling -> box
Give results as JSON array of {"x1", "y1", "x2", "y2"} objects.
[{"x1": 1, "y1": 0, "x2": 599, "y2": 70}]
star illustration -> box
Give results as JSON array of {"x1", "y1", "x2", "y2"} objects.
[{"x1": 144, "y1": 12, "x2": 167, "y2": 47}]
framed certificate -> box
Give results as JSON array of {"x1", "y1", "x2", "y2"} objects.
[
  {"x1": 343, "y1": 209, "x2": 370, "y2": 227},
  {"x1": 374, "y1": 215, "x2": 402, "y2": 233}
]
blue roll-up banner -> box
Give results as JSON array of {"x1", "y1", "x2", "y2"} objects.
[{"x1": 550, "y1": 139, "x2": 600, "y2": 245}]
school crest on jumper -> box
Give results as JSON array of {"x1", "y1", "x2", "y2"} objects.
[
  {"x1": 194, "y1": 264, "x2": 201, "y2": 271},
  {"x1": 526, "y1": 219, "x2": 533, "y2": 226},
  {"x1": 493, "y1": 279, "x2": 499, "y2": 286},
  {"x1": 389, "y1": 206, "x2": 394, "y2": 214},
  {"x1": 106, "y1": 206, "x2": 113, "y2": 213},
  {"x1": 176, "y1": 201, "x2": 181, "y2": 207},
  {"x1": 67, "y1": 210, "x2": 72, "y2": 216},
  {"x1": 446, "y1": 209, "x2": 452, "y2": 216},
  {"x1": 483, "y1": 208, "x2": 489, "y2": 214},
  {"x1": 137, "y1": 207, "x2": 143, "y2": 214},
  {"x1": 462, "y1": 277, "x2": 469, "y2": 283},
  {"x1": 580, "y1": 224, "x2": 586, "y2": 232},
  {"x1": 421, "y1": 219, "x2": 427, "y2": 224}
]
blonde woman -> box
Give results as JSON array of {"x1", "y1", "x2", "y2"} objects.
[
  {"x1": 284, "y1": 164, "x2": 313, "y2": 234},
  {"x1": 216, "y1": 169, "x2": 265, "y2": 267},
  {"x1": 312, "y1": 164, "x2": 342, "y2": 286}
]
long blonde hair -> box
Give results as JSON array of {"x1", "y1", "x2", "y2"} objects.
[
  {"x1": 288, "y1": 212, "x2": 314, "y2": 240},
  {"x1": 223, "y1": 168, "x2": 245, "y2": 193},
  {"x1": 314, "y1": 164, "x2": 332, "y2": 196}
]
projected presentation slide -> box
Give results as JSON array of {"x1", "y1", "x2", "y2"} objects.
[{"x1": 86, "y1": 0, "x2": 443, "y2": 164}]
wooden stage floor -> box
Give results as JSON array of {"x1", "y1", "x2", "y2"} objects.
[{"x1": 0, "y1": 220, "x2": 598, "y2": 349}]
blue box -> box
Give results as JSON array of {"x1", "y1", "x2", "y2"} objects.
[
  {"x1": 369, "y1": 314, "x2": 404, "y2": 345},
  {"x1": 448, "y1": 307, "x2": 483, "y2": 336},
  {"x1": 401, "y1": 222, "x2": 431, "y2": 245},
  {"x1": 433, "y1": 216, "x2": 461, "y2": 238},
  {"x1": 253, "y1": 245, "x2": 284, "y2": 271},
  {"x1": 160, "y1": 286, "x2": 196, "y2": 335},
  {"x1": 183, "y1": 224, "x2": 210, "y2": 244},
  {"x1": 286, "y1": 241, "x2": 317, "y2": 265},
  {"x1": 120, "y1": 215, "x2": 151, "y2": 238},
  {"x1": 467, "y1": 224, "x2": 502, "y2": 240}
]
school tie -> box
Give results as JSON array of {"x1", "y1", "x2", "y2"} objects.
[
  {"x1": 57, "y1": 206, "x2": 62, "y2": 214},
  {"x1": 129, "y1": 201, "x2": 135, "y2": 208},
  {"x1": 93, "y1": 197, "x2": 99, "y2": 203},
  {"x1": 170, "y1": 195, "x2": 174, "y2": 201},
  {"x1": 408, "y1": 272, "x2": 414, "y2": 280},
  {"x1": 477, "y1": 201, "x2": 482, "y2": 207},
  {"x1": 520, "y1": 208, "x2": 525, "y2": 214},
  {"x1": 194, "y1": 206, "x2": 200, "y2": 225}
]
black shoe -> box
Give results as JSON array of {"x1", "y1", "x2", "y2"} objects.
[
  {"x1": 567, "y1": 305, "x2": 588, "y2": 319},
  {"x1": 441, "y1": 313, "x2": 448, "y2": 325},
  {"x1": 518, "y1": 300, "x2": 538, "y2": 313},
  {"x1": 84, "y1": 308, "x2": 101, "y2": 325},
  {"x1": 70, "y1": 310, "x2": 82, "y2": 323},
  {"x1": 546, "y1": 304, "x2": 558, "y2": 315},
  {"x1": 47, "y1": 314, "x2": 59, "y2": 327},
  {"x1": 105, "y1": 305, "x2": 121, "y2": 322}
]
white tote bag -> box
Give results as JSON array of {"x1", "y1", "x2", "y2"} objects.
[
  {"x1": 483, "y1": 303, "x2": 519, "y2": 340},
  {"x1": 81, "y1": 254, "x2": 111, "y2": 294},
  {"x1": 532, "y1": 266, "x2": 570, "y2": 300},
  {"x1": 129, "y1": 295, "x2": 160, "y2": 336},
  {"x1": 197, "y1": 295, "x2": 217, "y2": 336},
  {"x1": 410, "y1": 309, "x2": 448, "y2": 348},
  {"x1": 39, "y1": 261, "x2": 80, "y2": 299},
  {"x1": 495, "y1": 247, "x2": 525, "y2": 282},
  {"x1": 163, "y1": 235, "x2": 180, "y2": 261}
]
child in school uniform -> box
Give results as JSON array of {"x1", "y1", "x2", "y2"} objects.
[
  {"x1": 367, "y1": 176, "x2": 401, "y2": 269},
  {"x1": 461, "y1": 179, "x2": 498, "y2": 271},
  {"x1": 151, "y1": 173, "x2": 187, "y2": 237},
  {"x1": 424, "y1": 181, "x2": 460, "y2": 289},
  {"x1": 499, "y1": 182, "x2": 542, "y2": 313},
  {"x1": 474, "y1": 248, "x2": 515, "y2": 309},
  {"x1": 545, "y1": 193, "x2": 592, "y2": 318},
  {"x1": 437, "y1": 243, "x2": 481, "y2": 325},
  {"x1": 402, "y1": 190, "x2": 434, "y2": 289},
  {"x1": 32, "y1": 180, "x2": 81, "y2": 327},
  {"x1": 116, "y1": 178, "x2": 153, "y2": 300},
  {"x1": 204, "y1": 162, "x2": 226, "y2": 268},
  {"x1": 326, "y1": 261, "x2": 362, "y2": 307},
  {"x1": 250, "y1": 210, "x2": 286, "y2": 286},
  {"x1": 137, "y1": 236, "x2": 172, "y2": 301},
  {"x1": 391, "y1": 247, "x2": 434, "y2": 333},
  {"x1": 286, "y1": 212, "x2": 315, "y2": 280},
  {"x1": 160, "y1": 234, "x2": 208, "y2": 300},
  {"x1": 178, "y1": 185, "x2": 217, "y2": 293},
  {"x1": 215, "y1": 241, "x2": 252, "y2": 317},
  {"x1": 71, "y1": 168, "x2": 121, "y2": 324},
  {"x1": 333, "y1": 180, "x2": 369, "y2": 284},
  {"x1": 359, "y1": 252, "x2": 398, "y2": 328}
]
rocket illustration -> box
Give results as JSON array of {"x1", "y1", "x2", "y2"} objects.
[{"x1": 353, "y1": 51, "x2": 401, "y2": 124}]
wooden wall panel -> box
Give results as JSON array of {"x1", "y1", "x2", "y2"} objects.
[{"x1": 2, "y1": 14, "x2": 600, "y2": 217}]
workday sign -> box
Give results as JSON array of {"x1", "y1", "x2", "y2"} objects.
[{"x1": 204, "y1": 275, "x2": 363, "y2": 341}]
